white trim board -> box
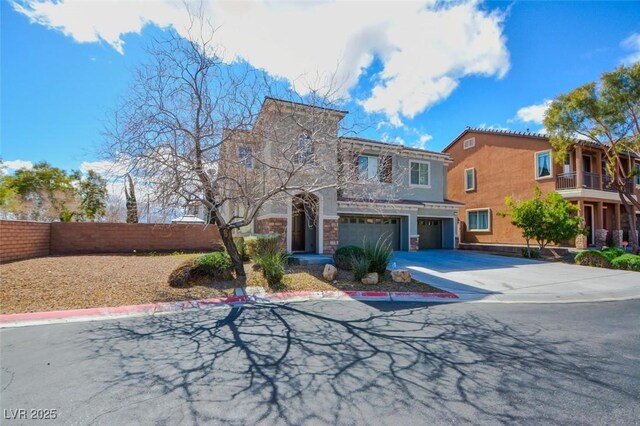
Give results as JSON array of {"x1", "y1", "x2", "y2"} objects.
[{"x1": 557, "y1": 189, "x2": 638, "y2": 202}]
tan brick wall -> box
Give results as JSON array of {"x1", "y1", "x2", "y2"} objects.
[
  {"x1": 446, "y1": 132, "x2": 556, "y2": 245},
  {"x1": 0, "y1": 220, "x2": 51, "y2": 263},
  {"x1": 323, "y1": 219, "x2": 339, "y2": 254},
  {"x1": 255, "y1": 218, "x2": 287, "y2": 249},
  {"x1": 50, "y1": 223, "x2": 222, "y2": 255}
]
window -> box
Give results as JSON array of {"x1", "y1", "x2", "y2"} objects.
[
  {"x1": 295, "y1": 133, "x2": 314, "y2": 163},
  {"x1": 464, "y1": 168, "x2": 475, "y2": 191},
  {"x1": 358, "y1": 155, "x2": 381, "y2": 181},
  {"x1": 410, "y1": 161, "x2": 430, "y2": 186},
  {"x1": 563, "y1": 156, "x2": 571, "y2": 174},
  {"x1": 238, "y1": 145, "x2": 253, "y2": 168},
  {"x1": 467, "y1": 209, "x2": 490, "y2": 232},
  {"x1": 535, "y1": 150, "x2": 552, "y2": 179},
  {"x1": 634, "y1": 163, "x2": 640, "y2": 187},
  {"x1": 463, "y1": 137, "x2": 476, "y2": 149}
]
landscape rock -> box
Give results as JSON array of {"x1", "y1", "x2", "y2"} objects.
[
  {"x1": 323, "y1": 264, "x2": 338, "y2": 281},
  {"x1": 391, "y1": 269, "x2": 411, "y2": 283},
  {"x1": 361, "y1": 272, "x2": 379, "y2": 285}
]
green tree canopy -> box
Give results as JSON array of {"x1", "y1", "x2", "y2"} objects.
[
  {"x1": 501, "y1": 188, "x2": 584, "y2": 256},
  {"x1": 544, "y1": 63, "x2": 640, "y2": 252},
  {"x1": 0, "y1": 162, "x2": 107, "y2": 222}
]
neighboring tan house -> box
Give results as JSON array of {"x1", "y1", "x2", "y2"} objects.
[
  {"x1": 444, "y1": 128, "x2": 640, "y2": 250},
  {"x1": 225, "y1": 97, "x2": 461, "y2": 254}
]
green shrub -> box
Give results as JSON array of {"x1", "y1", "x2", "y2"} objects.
[
  {"x1": 611, "y1": 254, "x2": 640, "y2": 271},
  {"x1": 574, "y1": 250, "x2": 612, "y2": 269},
  {"x1": 168, "y1": 260, "x2": 195, "y2": 287},
  {"x1": 233, "y1": 236, "x2": 249, "y2": 261},
  {"x1": 194, "y1": 252, "x2": 233, "y2": 279},
  {"x1": 363, "y1": 236, "x2": 394, "y2": 275},
  {"x1": 245, "y1": 234, "x2": 281, "y2": 258},
  {"x1": 350, "y1": 256, "x2": 371, "y2": 281},
  {"x1": 333, "y1": 245, "x2": 365, "y2": 270},
  {"x1": 168, "y1": 252, "x2": 234, "y2": 287},
  {"x1": 521, "y1": 248, "x2": 541, "y2": 258},
  {"x1": 600, "y1": 247, "x2": 625, "y2": 262},
  {"x1": 254, "y1": 251, "x2": 290, "y2": 287}
]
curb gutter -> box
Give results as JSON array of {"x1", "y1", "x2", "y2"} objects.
[{"x1": 0, "y1": 291, "x2": 458, "y2": 328}]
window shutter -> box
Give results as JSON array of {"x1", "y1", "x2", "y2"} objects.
[{"x1": 381, "y1": 155, "x2": 392, "y2": 183}]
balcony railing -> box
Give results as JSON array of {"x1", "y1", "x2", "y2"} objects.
[
  {"x1": 583, "y1": 172, "x2": 600, "y2": 190},
  {"x1": 603, "y1": 175, "x2": 635, "y2": 193},
  {"x1": 556, "y1": 172, "x2": 636, "y2": 193},
  {"x1": 556, "y1": 172, "x2": 576, "y2": 190}
]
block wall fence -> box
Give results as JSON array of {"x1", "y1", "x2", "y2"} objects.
[{"x1": 0, "y1": 220, "x2": 222, "y2": 263}]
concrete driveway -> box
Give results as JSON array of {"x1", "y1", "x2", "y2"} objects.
[{"x1": 393, "y1": 250, "x2": 640, "y2": 303}]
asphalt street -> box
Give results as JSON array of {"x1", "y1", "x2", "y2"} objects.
[{"x1": 1, "y1": 300, "x2": 639, "y2": 425}]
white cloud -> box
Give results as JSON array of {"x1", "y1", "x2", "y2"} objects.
[
  {"x1": 477, "y1": 122, "x2": 509, "y2": 131},
  {"x1": 12, "y1": 0, "x2": 510, "y2": 124},
  {"x1": 2, "y1": 160, "x2": 34, "y2": 173},
  {"x1": 80, "y1": 160, "x2": 126, "y2": 175},
  {"x1": 515, "y1": 100, "x2": 551, "y2": 124},
  {"x1": 414, "y1": 133, "x2": 433, "y2": 149},
  {"x1": 621, "y1": 33, "x2": 640, "y2": 65}
]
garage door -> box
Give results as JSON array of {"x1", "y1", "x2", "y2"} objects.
[
  {"x1": 418, "y1": 219, "x2": 442, "y2": 249},
  {"x1": 338, "y1": 216, "x2": 400, "y2": 250}
]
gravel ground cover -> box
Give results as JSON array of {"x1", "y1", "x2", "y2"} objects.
[{"x1": 1, "y1": 254, "x2": 443, "y2": 314}]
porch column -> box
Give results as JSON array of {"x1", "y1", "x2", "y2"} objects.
[
  {"x1": 575, "y1": 199, "x2": 587, "y2": 249},
  {"x1": 575, "y1": 145, "x2": 584, "y2": 188},
  {"x1": 595, "y1": 150, "x2": 602, "y2": 190},
  {"x1": 595, "y1": 202, "x2": 607, "y2": 247},
  {"x1": 613, "y1": 203, "x2": 623, "y2": 247}
]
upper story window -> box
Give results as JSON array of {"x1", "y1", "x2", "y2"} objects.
[
  {"x1": 410, "y1": 161, "x2": 430, "y2": 187},
  {"x1": 356, "y1": 154, "x2": 392, "y2": 183},
  {"x1": 238, "y1": 145, "x2": 253, "y2": 168},
  {"x1": 634, "y1": 163, "x2": 640, "y2": 186},
  {"x1": 464, "y1": 168, "x2": 475, "y2": 191},
  {"x1": 463, "y1": 137, "x2": 476, "y2": 149},
  {"x1": 358, "y1": 155, "x2": 380, "y2": 181},
  {"x1": 535, "y1": 150, "x2": 552, "y2": 179},
  {"x1": 467, "y1": 208, "x2": 490, "y2": 232},
  {"x1": 295, "y1": 133, "x2": 314, "y2": 163}
]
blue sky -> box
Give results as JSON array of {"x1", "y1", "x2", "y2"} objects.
[{"x1": 2, "y1": 0, "x2": 639, "y2": 176}]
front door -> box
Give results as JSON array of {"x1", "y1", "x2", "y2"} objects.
[
  {"x1": 584, "y1": 204, "x2": 594, "y2": 246},
  {"x1": 292, "y1": 202, "x2": 306, "y2": 252},
  {"x1": 583, "y1": 155, "x2": 592, "y2": 173}
]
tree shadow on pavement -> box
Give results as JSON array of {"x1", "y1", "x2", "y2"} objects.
[{"x1": 82, "y1": 301, "x2": 639, "y2": 425}]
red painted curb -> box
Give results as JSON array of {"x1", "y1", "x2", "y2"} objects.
[
  {"x1": 0, "y1": 291, "x2": 457, "y2": 326},
  {"x1": 389, "y1": 291, "x2": 459, "y2": 299},
  {"x1": 0, "y1": 303, "x2": 157, "y2": 323},
  {"x1": 0, "y1": 295, "x2": 248, "y2": 324},
  {"x1": 261, "y1": 290, "x2": 458, "y2": 303}
]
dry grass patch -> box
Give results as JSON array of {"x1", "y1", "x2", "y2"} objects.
[
  {"x1": 0, "y1": 254, "x2": 237, "y2": 314},
  {"x1": 1, "y1": 255, "x2": 444, "y2": 315}
]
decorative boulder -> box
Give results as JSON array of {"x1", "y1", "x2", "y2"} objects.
[
  {"x1": 361, "y1": 272, "x2": 379, "y2": 285},
  {"x1": 391, "y1": 269, "x2": 411, "y2": 283},
  {"x1": 323, "y1": 264, "x2": 338, "y2": 281}
]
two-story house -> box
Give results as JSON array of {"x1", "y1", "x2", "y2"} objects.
[
  {"x1": 444, "y1": 128, "x2": 640, "y2": 250},
  {"x1": 227, "y1": 97, "x2": 461, "y2": 254}
]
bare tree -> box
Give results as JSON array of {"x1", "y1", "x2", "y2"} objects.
[
  {"x1": 124, "y1": 173, "x2": 139, "y2": 223},
  {"x1": 105, "y1": 11, "x2": 404, "y2": 276}
]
